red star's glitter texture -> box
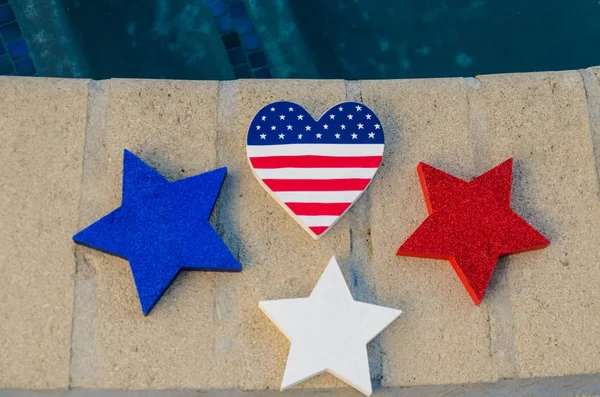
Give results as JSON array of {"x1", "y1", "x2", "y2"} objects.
[{"x1": 397, "y1": 159, "x2": 549, "y2": 304}]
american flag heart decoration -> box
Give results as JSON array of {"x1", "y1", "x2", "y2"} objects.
[{"x1": 246, "y1": 101, "x2": 384, "y2": 239}]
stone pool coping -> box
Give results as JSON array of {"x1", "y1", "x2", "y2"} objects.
[{"x1": 1, "y1": 69, "x2": 600, "y2": 395}]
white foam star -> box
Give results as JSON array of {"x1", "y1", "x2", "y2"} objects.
[{"x1": 259, "y1": 257, "x2": 401, "y2": 396}]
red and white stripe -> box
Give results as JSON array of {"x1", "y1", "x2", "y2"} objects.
[{"x1": 247, "y1": 144, "x2": 384, "y2": 238}]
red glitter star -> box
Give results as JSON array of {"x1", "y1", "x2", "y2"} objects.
[{"x1": 397, "y1": 159, "x2": 549, "y2": 304}]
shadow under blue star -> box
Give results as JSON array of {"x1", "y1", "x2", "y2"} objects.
[{"x1": 73, "y1": 150, "x2": 241, "y2": 315}]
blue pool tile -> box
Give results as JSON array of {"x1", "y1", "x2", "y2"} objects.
[
  {"x1": 0, "y1": 54, "x2": 13, "y2": 74},
  {"x1": 0, "y1": 43, "x2": 5, "y2": 56},
  {"x1": 7, "y1": 39, "x2": 28, "y2": 60},
  {"x1": 233, "y1": 15, "x2": 253, "y2": 35},
  {"x1": 240, "y1": 33, "x2": 261, "y2": 51},
  {"x1": 1, "y1": 23, "x2": 22, "y2": 42},
  {"x1": 249, "y1": 51, "x2": 267, "y2": 68},
  {"x1": 227, "y1": 47, "x2": 246, "y2": 66},
  {"x1": 206, "y1": 0, "x2": 226, "y2": 17},
  {"x1": 221, "y1": 31, "x2": 240, "y2": 49},
  {"x1": 253, "y1": 67, "x2": 272, "y2": 78},
  {"x1": 0, "y1": 4, "x2": 15, "y2": 25},
  {"x1": 14, "y1": 57, "x2": 35, "y2": 76},
  {"x1": 215, "y1": 14, "x2": 232, "y2": 32},
  {"x1": 234, "y1": 64, "x2": 251, "y2": 78},
  {"x1": 229, "y1": 3, "x2": 246, "y2": 18}
]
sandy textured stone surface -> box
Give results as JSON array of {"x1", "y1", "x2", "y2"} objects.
[
  {"x1": 476, "y1": 71, "x2": 600, "y2": 378},
  {"x1": 3, "y1": 71, "x2": 600, "y2": 393},
  {"x1": 218, "y1": 80, "x2": 353, "y2": 391},
  {"x1": 2, "y1": 372, "x2": 600, "y2": 396},
  {"x1": 0, "y1": 77, "x2": 89, "y2": 388},
  {"x1": 361, "y1": 78, "x2": 500, "y2": 387},
  {"x1": 71, "y1": 78, "x2": 355, "y2": 391},
  {"x1": 70, "y1": 79, "x2": 231, "y2": 388}
]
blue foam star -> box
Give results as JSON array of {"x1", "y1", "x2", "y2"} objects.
[{"x1": 73, "y1": 150, "x2": 241, "y2": 315}]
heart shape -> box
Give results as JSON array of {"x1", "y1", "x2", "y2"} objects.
[{"x1": 246, "y1": 101, "x2": 385, "y2": 239}]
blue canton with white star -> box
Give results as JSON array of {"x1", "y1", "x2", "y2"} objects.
[
  {"x1": 73, "y1": 150, "x2": 241, "y2": 315},
  {"x1": 247, "y1": 101, "x2": 384, "y2": 145}
]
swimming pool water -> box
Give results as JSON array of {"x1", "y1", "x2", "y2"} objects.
[{"x1": 7, "y1": 0, "x2": 600, "y2": 79}]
